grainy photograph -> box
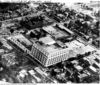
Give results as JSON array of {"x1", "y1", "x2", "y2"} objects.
[{"x1": 0, "y1": 0, "x2": 100, "y2": 84}]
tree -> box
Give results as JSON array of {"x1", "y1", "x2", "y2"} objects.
[
  {"x1": 50, "y1": 69, "x2": 57, "y2": 77},
  {"x1": 0, "y1": 22, "x2": 2, "y2": 27},
  {"x1": 0, "y1": 41, "x2": 3, "y2": 47},
  {"x1": 10, "y1": 29, "x2": 14, "y2": 34}
]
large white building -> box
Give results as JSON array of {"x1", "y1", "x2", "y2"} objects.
[
  {"x1": 7, "y1": 25, "x2": 95, "y2": 67},
  {"x1": 31, "y1": 39, "x2": 86, "y2": 67}
]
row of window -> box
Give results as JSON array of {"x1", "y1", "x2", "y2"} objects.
[
  {"x1": 10, "y1": 38, "x2": 26, "y2": 50},
  {"x1": 33, "y1": 43, "x2": 49, "y2": 56},
  {"x1": 50, "y1": 48, "x2": 70, "y2": 58},
  {"x1": 9, "y1": 38, "x2": 32, "y2": 54},
  {"x1": 46, "y1": 52, "x2": 69, "y2": 66},
  {"x1": 31, "y1": 46, "x2": 47, "y2": 65}
]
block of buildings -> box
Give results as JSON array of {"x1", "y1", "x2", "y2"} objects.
[{"x1": 7, "y1": 24, "x2": 92, "y2": 67}]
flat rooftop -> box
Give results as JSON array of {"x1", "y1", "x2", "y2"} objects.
[{"x1": 27, "y1": 25, "x2": 89, "y2": 55}]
